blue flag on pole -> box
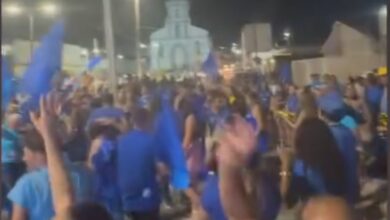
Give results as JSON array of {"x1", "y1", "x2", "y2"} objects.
[
  {"x1": 279, "y1": 62, "x2": 292, "y2": 85},
  {"x1": 20, "y1": 21, "x2": 64, "y2": 119},
  {"x1": 202, "y1": 52, "x2": 219, "y2": 78},
  {"x1": 87, "y1": 56, "x2": 103, "y2": 71},
  {"x1": 2, "y1": 57, "x2": 14, "y2": 111},
  {"x1": 154, "y1": 92, "x2": 189, "y2": 189}
]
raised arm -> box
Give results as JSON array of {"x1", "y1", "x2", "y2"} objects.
[{"x1": 30, "y1": 95, "x2": 74, "y2": 220}]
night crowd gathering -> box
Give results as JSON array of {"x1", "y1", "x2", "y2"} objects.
[{"x1": 1, "y1": 18, "x2": 389, "y2": 220}]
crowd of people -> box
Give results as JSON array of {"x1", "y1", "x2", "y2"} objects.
[{"x1": 1, "y1": 69, "x2": 388, "y2": 220}]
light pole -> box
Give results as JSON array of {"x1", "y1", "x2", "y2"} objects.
[
  {"x1": 134, "y1": 0, "x2": 142, "y2": 77},
  {"x1": 102, "y1": 0, "x2": 118, "y2": 94},
  {"x1": 283, "y1": 30, "x2": 291, "y2": 47},
  {"x1": 4, "y1": 3, "x2": 59, "y2": 60}
]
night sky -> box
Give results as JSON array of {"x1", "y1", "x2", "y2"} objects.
[{"x1": 2, "y1": 0, "x2": 386, "y2": 58}]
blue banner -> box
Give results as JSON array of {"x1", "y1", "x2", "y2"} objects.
[
  {"x1": 202, "y1": 52, "x2": 219, "y2": 79},
  {"x1": 2, "y1": 57, "x2": 14, "y2": 111},
  {"x1": 87, "y1": 56, "x2": 103, "y2": 71},
  {"x1": 20, "y1": 20, "x2": 64, "y2": 119}
]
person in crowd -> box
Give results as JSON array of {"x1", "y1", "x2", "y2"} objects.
[
  {"x1": 86, "y1": 93, "x2": 127, "y2": 131},
  {"x1": 364, "y1": 73, "x2": 383, "y2": 129},
  {"x1": 343, "y1": 82, "x2": 372, "y2": 144},
  {"x1": 246, "y1": 92, "x2": 269, "y2": 153},
  {"x1": 116, "y1": 108, "x2": 162, "y2": 220},
  {"x1": 301, "y1": 196, "x2": 353, "y2": 220},
  {"x1": 378, "y1": 70, "x2": 387, "y2": 114},
  {"x1": 294, "y1": 87, "x2": 318, "y2": 128},
  {"x1": 319, "y1": 109, "x2": 360, "y2": 204},
  {"x1": 2, "y1": 113, "x2": 25, "y2": 213},
  {"x1": 87, "y1": 121, "x2": 123, "y2": 220},
  {"x1": 63, "y1": 108, "x2": 90, "y2": 162},
  {"x1": 309, "y1": 73, "x2": 322, "y2": 88},
  {"x1": 8, "y1": 100, "x2": 94, "y2": 220},
  {"x1": 279, "y1": 118, "x2": 348, "y2": 205},
  {"x1": 285, "y1": 84, "x2": 299, "y2": 114},
  {"x1": 29, "y1": 94, "x2": 113, "y2": 220},
  {"x1": 177, "y1": 97, "x2": 206, "y2": 219}
]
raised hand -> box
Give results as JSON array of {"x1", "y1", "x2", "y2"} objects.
[
  {"x1": 30, "y1": 94, "x2": 62, "y2": 137},
  {"x1": 217, "y1": 114, "x2": 257, "y2": 168}
]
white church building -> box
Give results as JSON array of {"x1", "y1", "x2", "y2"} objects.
[{"x1": 150, "y1": 0, "x2": 211, "y2": 72}]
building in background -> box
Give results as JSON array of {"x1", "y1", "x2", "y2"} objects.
[
  {"x1": 150, "y1": 0, "x2": 210, "y2": 73},
  {"x1": 291, "y1": 21, "x2": 386, "y2": 86},
  {"x1": 3, "y1": 39, "x2": 135, "y2": 78}
]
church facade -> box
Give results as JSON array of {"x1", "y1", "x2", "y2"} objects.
[{"x1": 150, "y1": 0, "x2": 210, "y2": 72}]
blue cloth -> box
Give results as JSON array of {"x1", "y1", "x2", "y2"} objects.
[
  {"x1": 154, "y1": 97, "x2": 190, "y2": 189},
  {"x1": 202, "y1": 52, "x2": 219, "y2": 79},
  {"x1": 365, "y1": 85, "x2": 383, "y2": 108},
  {"x1": 245, "y1": 114, "x2": 269, "y2": 153},
  {"x1": 92, "y1": 138, "x2": 123, "y2": 218},
  {"x1": 8, "y1": 165, "x2": 93, "y2": 220},
  {"x1": 317, "y1": 89, "x2": 345, "y2": 114},
  {"x1": 201, "y1": 174, "x2": 227, "y2": 220},
  {"x1": 286, "y1": 94, "x2": 299, "y2": 113},
  {"x1": 2, "y1": 58, "x2": 14, "y2": 111},
  {"x1": 87, "y1": 106, "x2": 125, "y2": 127},
  {"x1": 87, "y1": 56, "x2": 103, "y2": 71},
  {"x1": 117, "y1": 130, "x2": 161, "y2": 212},
  {"x1": 279, "y1": 62, "x2": 292, "y2": 84},
  {"x1": 20, "y1": 21, "x2": 64, "y2": 115},
  {"x1": 340, "y1": 116, "x2": 358, "y2": 131},
  {"x1": 2, "y1": 126, "x2": 22, "y2": 163},
  {"x1": 329, "y1": 124, "x2": 359, "y2": 204},
  {"x1": 293, "y1": 160, "x2": 327, "y2": 195}
]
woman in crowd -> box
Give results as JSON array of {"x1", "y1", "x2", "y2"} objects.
[
  {"x1": 279, "y1": 118, "x2": 348, "y2": 205},
  {"x1": 246, "y1": 92, "x2": 269, "y2": 153},
  {"x1": 293, "y1": 87, "x2": 318, "y2": 128},
  {"x1": 177, "y1": 96, "x2": 206, "y2": 219}
]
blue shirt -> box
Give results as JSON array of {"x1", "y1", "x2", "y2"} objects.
[
  {"x1": 286, "y1": 94, "x2": 299, "y2": 113},
  {"x1": 8, "y1": 164, "x2": 93, "y2": 220},
  {"x1": 2, "y1": 126, "x2": 22, "y2": 163},
  {"x1": 201, "y1": 173, "x2": 227, "y2": 220},
  {"x1": 329, "y1": 124, "x2": 359, "y2": 203},
  {"x1": 116, "y1": 130, "x2": 161, "y2": 212},
  {"x1": 365, "y1": 85, "x2": 383, "y2": 108},
  {"x1": 317, "y1": 89, "x2": 344, "y2": 114}
]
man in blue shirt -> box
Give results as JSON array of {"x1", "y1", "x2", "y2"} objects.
[
  {"x1": 7, "y1": 129, "x2": 93, "y2": 220},
  {"x1": 117, "y1": 108, "x2": 162, "y2": 220}
]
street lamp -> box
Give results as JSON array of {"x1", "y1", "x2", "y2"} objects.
[
  {"x1": 117, "y1": 54, "x2": 124, "y2": 60},
  {"x1": 134, "y1": 0, "x2": 142, "y2": 77},
  {"x1": 41, "y1": 3, "x2": 59, "y2": 15},
  {"x1": 3, "y1": 3, "x2": 59, "y2": 60},
  {"x1": 139, "y1": 43, "x2": 147, "y2": 49},
  {"x1": 283, "y1": 30, "x2": 292, "y2": 47}
]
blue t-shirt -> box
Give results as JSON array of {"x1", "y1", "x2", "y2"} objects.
[
  {"x1": 329, "y1": 124, "x2": 359, "y2": 203},
  {"x1": 8, "y1": 165, "x2": 93, "y2": 220},
  {"x1": 286, "y1": 94, "x2": 299, "y2": 113},
  {"x1": 201, "y1": 173, "x2": 227, "y2": 220},
  {"x1": 317, "y1": 89, "x2": 344, "y2": 114},
  {"x1": 2, "y1": 126, "x2": 22, "y2": 163},
  {"x1": 293, "y1": 160, "x2": 327, "y2": 195},
  {"x1": 116, "y1": 130, "x2": 161, "y2": 212},
  {"x1": 340, "y1": 116, "x2": 358, "y2": 131},
  {"x1": 365, "y1": 85, "x2": 383, "y2": 108}
]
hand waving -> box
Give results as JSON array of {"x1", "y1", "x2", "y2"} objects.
[
  {"x1": 30, "y1": 94, "x2": 62, "y2": 137},
  {"x1": 217, "y1": 114, "x2": 257, "y2": 168}
]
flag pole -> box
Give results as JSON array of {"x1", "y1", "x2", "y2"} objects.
[{"x1": 102, "y1": 0, "x2": 117, "y2": 95}]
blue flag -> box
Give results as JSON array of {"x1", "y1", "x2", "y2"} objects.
[
  {"x1": 2, "y1": 57, "x2": 14, "y2": 111},
  {"x1": 20, "y1": 21, "x2": 64, "y2": 119},
  {"x1": 154, "y1": 92, "x2": 190, "y2": 189},
  {"x1": 202, "y1": 52, "x2": 219, "y2": 78},
  {"x1": 279, "y1": 62, "x2": 292, "y2": 84},
  {"x1": 87, "y1": 56, "x2": 103, "y2": 71}
]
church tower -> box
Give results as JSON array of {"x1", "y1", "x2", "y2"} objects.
[{"x1": 150, "y1": 0, "x2": 210, "y2": 72}]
